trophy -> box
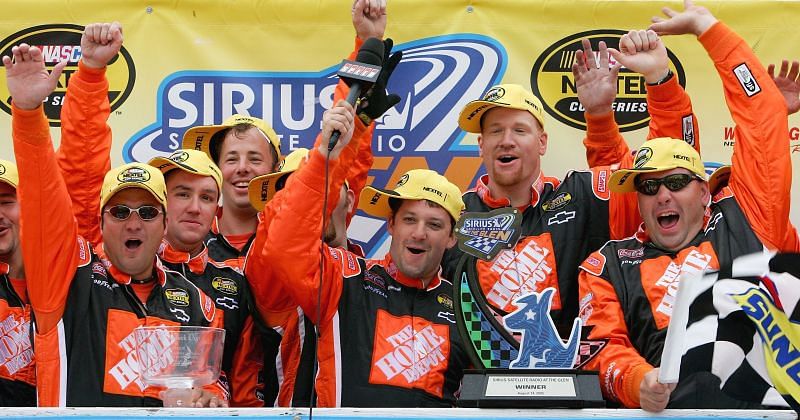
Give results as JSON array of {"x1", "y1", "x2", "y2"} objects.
[
  {"x1": 135, "y1": 325, "x2": 225, "y2": 407},
  {"x1": 453, "y1": 208, "x2": 604, "y2": 408}
]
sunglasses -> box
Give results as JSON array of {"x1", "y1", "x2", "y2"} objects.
[
  {"x1": 634, "y1": 173, "x2": 701, "y2": 196},
  {"x1": 104, "y1": 205, "x2": 162, "y2": 221}
]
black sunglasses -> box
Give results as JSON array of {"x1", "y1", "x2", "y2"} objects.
[
  {"x1": 634, "y1": 173, "x2": 701, "y2": 196},
  {"x1": 104, "y1": 205, "x2": 162, "y2": 221}
]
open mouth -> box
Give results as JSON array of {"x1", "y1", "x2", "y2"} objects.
[
  {"x1": 657, "y1": 212, "x2": 679, "y2": 229},
  {"x1": 407, "y1": 246, "x2": 425, "y2": 255},
  {"x1": 497, "y1": 155, "x2": 518, "y2": 164},
  {"x1": 125, "y1": 239, "x2": 143, "y2": 250}
]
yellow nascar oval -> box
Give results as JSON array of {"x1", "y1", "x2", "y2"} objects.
[
  {"x1": 0, "y1": 24, "x2": 135, "y2": 127},
  {"x1": 530, "y1": 29, "x2": 685, "y2": 132}
]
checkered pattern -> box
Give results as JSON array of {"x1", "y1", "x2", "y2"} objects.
[
  {"x1": 464, "y1": 236, "x2": 498, "y2": 255},
  {"x1": 459, "y1": 277, "x2": 516, "y2": 368}
]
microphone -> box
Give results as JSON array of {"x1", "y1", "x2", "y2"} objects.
[{"x1": 327, "y1": 37, "x2": 384, "y2": 151}]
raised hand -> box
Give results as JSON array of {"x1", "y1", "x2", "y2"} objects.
[
  {"x1": 572, "y1": 38, "x2": 621, "y2": 115},
  {"x1": 2, "y1": 44, "x2": 67, "y2": 110},
  {"x1": 319, "y1": 100, "x2": 356, "y2": 159},
  {"x1": 768, "y1": 60, "x2": 800, "y2": 115},
  {"x1": 80, "y1": 21, "x2": 123, "y2": 69},
  {"x1": 608, "y1": 30, "x2": 670, "y2": 83},
  {"x1": 352, "y1": 0, "x2": 387, "y2": 41},
  {"x1": 649, "y1": 0, "x2": 717, "y2": 37}
]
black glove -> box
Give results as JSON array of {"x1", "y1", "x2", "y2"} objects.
[{"x1": 357, "y1": 38, "x2": 402, "y2": 125}]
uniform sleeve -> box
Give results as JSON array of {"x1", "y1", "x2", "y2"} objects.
[
  {"x1": 12, "y1": 104, "x2": 81, "y2": 335},
  {"x1": 699, "y1": 22, "x2": 798, "y2": 251},
  {"x1": 263, "y1": 149, "x2": 353, "y2": 326},
  {"x1": 228, "y1": 315, "x2": 265, "y2": 407},
  {"x1": 646, "y1": 75, "x2": 700, "y2": 152},
  {"x1": 583, "y1": 112, "x2": 630, "y2": 168},
  {"x1": 200, "y1": 307, "x2": 231, "y2": 403},
  {"x1": 57, "y1": 60, "x2": 112, "y2": 246},
  {"x1": 578, "y1": 260, "x2": 652, "y2": 408},
  {"x1": 246, "y1": 123, "x2": 367, "y2": 326}
]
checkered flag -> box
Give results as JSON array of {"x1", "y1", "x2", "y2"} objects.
[
  {"x1": 661, "y1": 252, "x2": 800, "y2": 409},
  {"x1": 464, "y1": 236, "x2": 496, "y2": 255}
]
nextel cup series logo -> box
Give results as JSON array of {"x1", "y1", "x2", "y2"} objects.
[
  {"x1": 125, "y1": 34, "x2": 506, "y2": 256},
  {"x1": 0, "y1": 24, "x2": 136, "y2": 127},
  {"x1": 530, "y1": 30, "x2": 685, "y2": 132}
]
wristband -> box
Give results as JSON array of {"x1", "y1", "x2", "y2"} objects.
[{"x1": 647, "y1": 69, "x2": 674, "y2": 86}]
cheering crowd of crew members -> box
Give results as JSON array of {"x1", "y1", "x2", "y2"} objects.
[{"x1": 1, "y1": 0, "x2": 799, "y2": 411}]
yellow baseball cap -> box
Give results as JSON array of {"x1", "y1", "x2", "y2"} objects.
[
  {"x1": 100, "y1": 163, "x2": 167, "y2": 210},
  {"x1": 0, "y1": 160, "x2": 19, "y2": 189},
  {"x1": 359, "y1": 169, "x2": 465, "y2": 221},
  {"x1": 458, "y1": 84, "x2": 546, "y2": 133},
  {"x1": 182, "y1": 114, "x2": 281, "y2": 162},
  {"x1": 708, "y1": 165, "x2": 731, "y2": 195},
  {"x1": 609, "y1": 138, "x2": 706, "y2": 193},
  {"x1": 148, "y1": 149, "x2": 223, "y2": 193},
  {"x1": 247, "y1": 148, "x2": 310, "y2": 211}
]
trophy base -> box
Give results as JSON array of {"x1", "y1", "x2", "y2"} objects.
[{"x1": 457, "y1": 369, "x2": 605, "y2": 408}]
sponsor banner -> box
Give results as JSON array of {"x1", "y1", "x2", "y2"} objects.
[{"x1": 0, "y1": 1, "x2": 799, "y2": 255}]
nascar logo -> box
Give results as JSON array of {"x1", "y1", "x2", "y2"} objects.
[
  {"x1": 0, "y1": 24, "x2": 136, "y2": 127},
  {"x1": 125, "y1": 35, "x2": 507, "y2": 256}
]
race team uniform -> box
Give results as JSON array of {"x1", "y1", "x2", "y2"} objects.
[
  {"x1": 13, "y1": 105, "x2": 224, "y2": 406},
  {"x1": 262, "y1": 148, "x2": 470, "y2": 407},
  {"x1": 578, "y1": 22, "x2": 800, "y2": 408},
  {"x1": 443, "y1": 76, "x2": 698, "y2": 341},
  {"x1": 0, "y1": 60, "x2": 115, "y2": 406}
]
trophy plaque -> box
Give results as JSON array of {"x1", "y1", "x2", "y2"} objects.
[{"x1": 453, "y1": 207, "x2": 604, "y2": 408}]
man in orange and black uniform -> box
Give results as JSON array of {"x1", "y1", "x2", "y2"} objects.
[
  {"x1": 6, "y1": 44, "x2": 226, "y2": 407},
  {"x1": 148, "y1": 149, "x2": 264, "y2": 406},
  {"x1": 0, "y1": 161, "x2": 35, "y2": 406},
  {"x1": 578, "y1": 1, "x2": 799, "y2": 411},
  {"x1": 263, "y1": 97, "x2": 469, "y2": 406},
  {"x1": 0, "y1": 21, "x2": 127, "y2": 406},
  {"x1": 442, "y1": 30, "x2": 700, "y2": 358}
]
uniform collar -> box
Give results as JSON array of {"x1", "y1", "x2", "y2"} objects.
[
  {"x1": 0, "y1": 262, "x2": 9, "y2": 276},
  {"x1": 473, "y1": 172, "x2": 547, "y2": 208},
  {"x1": 158, "y1": 240, "x2": 208, "y2": 275},
  {"x1": 376, "y1": 253, "x2": 443, "y2": 291},
  {"x1": 98, "y1": 244, "x2": 167, "y2": 286}
]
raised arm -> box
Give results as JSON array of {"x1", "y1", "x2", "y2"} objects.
[
  {"x1": 263, "y1": 102, "x2": 358, "y2": 325},
  {"x1": 5, "y1": 44, "x2": 81, "y2": 334},
  {"x1": 58, "y1": 22, "x2": 121, "y2": 245},
  {"x1": 652, "y1": 0, "x2": 796, "y2": 251},
  {"x1": 609, "y1": 29, "x2": 699, "y2": 150}
]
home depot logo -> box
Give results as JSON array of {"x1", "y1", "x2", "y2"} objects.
[{"x1": 0, "y1": 24, "x2": 136, "y2": 126}]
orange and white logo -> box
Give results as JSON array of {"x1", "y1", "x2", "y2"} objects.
[
  {"x1": 477, "y1": 234, "x2": 560, "y2": 313},
  {"x1": 0, "y1": 306, "x2": 34, "y2": 383},
  {"x1": 103, "y1": 310, "x2": 178, "y2": 397},
  {"x1": 369, "y1": 310, "x2": 450, "y2": 397}
]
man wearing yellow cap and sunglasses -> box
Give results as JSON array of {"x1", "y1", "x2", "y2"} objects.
[
  {"x1": 577, "y1": 0, "x2": 799, "y2": 411},
  {"x1": 6, "y1": 44, "x2": 225, "y2": 407}
]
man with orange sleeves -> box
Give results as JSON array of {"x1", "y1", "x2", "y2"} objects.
[
  {"x1": 242, "y1": 0, "x2": 395, "y2": 406},
  {"x1": 148, "y1": 149, "x2": 266, "y2": 406},
  {"x1": 5, "y1": 44, "x2": 226, "y2": 407},
  {"x1": 443, "y1": 31, "x2": 698, "y2": 361},
  {"x1": 578, "y1": 0, "x2": 800, "y2": 411},
  {"x1": 263, "y1": 97, "x2": 470, "y2": 406}
]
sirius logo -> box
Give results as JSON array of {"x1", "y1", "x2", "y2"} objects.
[{"x1": 125, "y1": 35, "x2": 507, "y2": 257}]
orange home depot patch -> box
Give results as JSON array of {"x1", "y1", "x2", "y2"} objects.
[
  {"x1": 103, "y1": 309, "x2": 179, "y2": 398},
  {"x1": 369, "y1": 310, "x2": 450, "y2": 398},
  {"x1": 0, "y1": 302, "x2": 35, "y2": 385},
  {"x1": 476, "y1": 233, "x2": 561, "y2": 313},
  {"x1": 640, "y1": 242, "x2": 719, "y2": 329}
]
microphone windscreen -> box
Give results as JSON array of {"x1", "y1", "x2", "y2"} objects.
[{"x1": 356, "y1": 37, "x2": 385, "y2": 66}]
